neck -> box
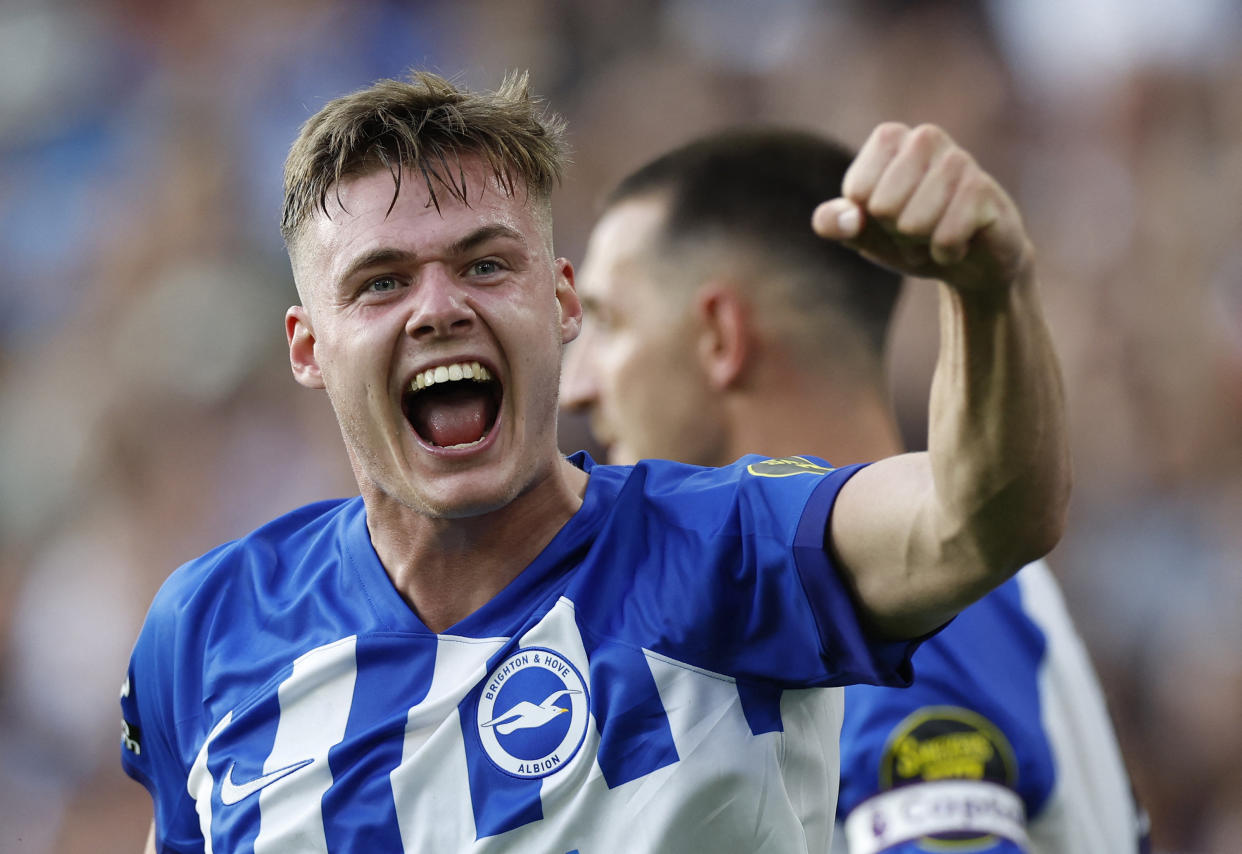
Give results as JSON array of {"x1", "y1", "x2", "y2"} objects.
[
  {"x1": 723, "y1": 358, "x2": 904, "y2": 465},
  {"x1": 365, "y1": 458, "x2": 588, "y2": 632}
]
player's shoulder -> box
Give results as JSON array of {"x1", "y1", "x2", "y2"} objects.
[
  {"x1": 577, "y1": 451, "x2": 844, "y2": 509},
  {"x1": 146, "y1": 496, "x2": 362, "y2": 620},
  {"x1": 635, "y1": 453, "x2": 841, "y2": 489},
  {"x1": 572, "y1": 452, "x2": 859, "y2": 551}
]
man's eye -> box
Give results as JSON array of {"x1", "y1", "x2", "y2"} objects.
[
  {"x1": 367, "y1": 277, "x2": 399, "y2": 293},
  {"x1": 468, "y1": 259, "x2": 503, "y2": 277}
]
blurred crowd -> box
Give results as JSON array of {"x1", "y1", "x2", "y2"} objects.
[{"x1": 1, "y1": 1, "x2": 1239, "y2": 851}]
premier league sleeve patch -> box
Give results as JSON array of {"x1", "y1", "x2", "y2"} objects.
[
  {"x1": 476, "y1": 647, "x2": 590, "y2": 779},
  {"x1": 842, "y1": 705, "x2": 1028, "y2": 853},
  {"x1": 746, "y1": 456, "x2": 835, "y2": 478}
]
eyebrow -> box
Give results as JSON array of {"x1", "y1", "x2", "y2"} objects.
[
  {"x1": 336, "y1": 225, "x2": 529, "y2": 287},
  {"x1": 337, "y1": 247, "x2": 419, "y2": 287},
  {"x1": 447, "y1": 223, "x2": 528, "y2": 257}
]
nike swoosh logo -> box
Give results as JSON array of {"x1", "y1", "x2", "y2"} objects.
[{"x1": 219, "y1": 758, "x2": 314, "y2": 805}]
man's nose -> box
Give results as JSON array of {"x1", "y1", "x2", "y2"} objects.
[
  {"x1": 559, "y1": 329, "x2": 598, "y2": 413},
  {"x1": 405, "y1": 268, "x2": 474, "y2": 339}
]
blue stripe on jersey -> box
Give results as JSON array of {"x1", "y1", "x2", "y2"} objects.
[
  {"x1": 736, "y1": 680, "x2": 784, "y2": 735},
  {"x1": 459, "y1": 646, "x2": 546, "y2": 838},
  {"x1": 206, "y1": 677, "x2": 288, "y2": 853},
  {"x1": 321, "y1": 635, "x2": 437, "y2": 849},
  {"x1": 577, "y1": 631, "x2": 679, "y2": 787},
  {"x1": 995, "y1": 578, "x2": 1054, "y2": 813}
]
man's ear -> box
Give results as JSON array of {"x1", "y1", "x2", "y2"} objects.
[
  {"x1": 694, "y1": 284, "x2": 751, "y2": 391},
  {"x1": 286, "y1": 305, "x2": 325, "y2": 389},
  {"x1": 555, "y1": 257, "x2": 582, "y2": 344}
]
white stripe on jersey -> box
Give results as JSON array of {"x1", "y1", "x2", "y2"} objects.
[
  {"x1": 188, "y1": 712, "x2": 233, "y2": 854},
  {"x1": 1017, "y1": 564, "x2": 1140, "y2": 853},
  {"x1": 391, "y1": 634, "x2": 506, "y2": 852},
  {"x1": 254, "y1": 635, "x2": 357, "y2": 854},
  {"x1": 779, "y1": 687, "x2": 844, "y2": 851}
]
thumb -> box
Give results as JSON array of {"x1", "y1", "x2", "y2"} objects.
[{"x1": 812, "y1": 198, "x2": 864, "y2": 241}]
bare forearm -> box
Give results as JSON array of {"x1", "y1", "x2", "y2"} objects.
[
  {"x1": 927, "y1": 264, "x2": 1070, "y2": 590},
  {"x1": 815, "y1": 123, "x2": 1071, "y2": 638},
  {"x1": 829, "y1": 278, "x2": 1070, "y2": 638}
]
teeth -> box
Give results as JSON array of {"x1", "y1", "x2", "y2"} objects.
[{"x1": 411, "y1": 361, "x2": 493, "y2": 392}]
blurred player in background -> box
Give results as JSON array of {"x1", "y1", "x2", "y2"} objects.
[{"x1": 562, "y1": 127, "x2": 1149, "y2": 852}]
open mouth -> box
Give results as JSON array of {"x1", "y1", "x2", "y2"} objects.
[{"x1": 402, "y1": 361, "x2": 502, "y2": 449}]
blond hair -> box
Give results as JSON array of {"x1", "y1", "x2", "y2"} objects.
[{"x1": 280, "y1": 70, "x2": 568, "y2": 247}]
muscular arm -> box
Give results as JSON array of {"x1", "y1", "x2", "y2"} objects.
[{"x1": 814, "y1": 123, "x2": 1071, "y2": 639}]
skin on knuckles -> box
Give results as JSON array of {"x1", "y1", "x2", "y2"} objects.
[{"x1": 817, "y1": 123, "x2": 1029, "y2": 294}]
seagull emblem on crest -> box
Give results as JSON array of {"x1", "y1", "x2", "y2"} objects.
[{"x1": 480, "y1": 689, "x2": 582, "y2": 735}]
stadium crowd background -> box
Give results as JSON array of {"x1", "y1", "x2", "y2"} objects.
[{"x1": 1, "y1": 1, "x2": 1239, "y2": 851}]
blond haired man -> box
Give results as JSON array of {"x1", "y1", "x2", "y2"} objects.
[{"x1": 122, "y1": 73, "x2": 1069, "y2": 852}]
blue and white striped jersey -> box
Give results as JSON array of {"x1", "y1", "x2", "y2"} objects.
[
  {"x1": 121, "y1": 453, "x2": 923, "y2": 853},
  {"x1": 832, "y1": 561, "x2": 1150, "y2": 854}
]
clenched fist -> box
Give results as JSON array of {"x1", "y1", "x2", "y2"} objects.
[{"x1": 813, "y1": 123, "x2": 1033, "y2": 294}]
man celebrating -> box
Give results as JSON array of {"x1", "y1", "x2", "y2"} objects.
[
  {"x1": 121, "y1": 71, "x2": 1069, "y2": 852},
  {"x1": 561, "y1": 128, "x2": 1147, "y2": 851}
]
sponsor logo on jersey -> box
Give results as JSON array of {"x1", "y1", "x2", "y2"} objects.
[
  {"x1": 746, "y1": 456, "x2": 834, "y2": 478},
  {"x1": 477, "y1": 647, "x2": 589, "y2": 779},
  {"x1": 879, "y1": 705, "x2": 1017, "y2": 846}
]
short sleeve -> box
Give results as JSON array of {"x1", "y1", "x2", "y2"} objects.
[
  {"x1": 786, "y1": 465, "x2": 927, "y2": 687},
  {"x1": 835, "y1": 580, "x2": 1048, "y2": 853},
  {"x1": 121, "y1": 592, "x2": 207, "y2": 852},
  {"x1": 584, "y1": 455, "x2": 928, "y2": 690}
]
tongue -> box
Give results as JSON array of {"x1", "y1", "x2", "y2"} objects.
[{"x1": 410, "y1": 385, "x2": 494, "y2": 447}]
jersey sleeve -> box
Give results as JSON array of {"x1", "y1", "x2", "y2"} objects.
[
  {"x1": 835, "y1": 579, "x2": 1048, "y2": 853},
  {"x1": 838, "y1": 781, "x2": 1030, "y2": 853},
  {"x1": 121, "y1": 581, "x2": 209, "y2": 853},
  {"x1": 783, "y1": 460, "x2": 927, "y2": 688},
  {"x1": 603, "y1": 455, "x2": 929, "y2": 690},
  {"x1": 836, "y1": 698, "x2": 1033, "y2": 854}
]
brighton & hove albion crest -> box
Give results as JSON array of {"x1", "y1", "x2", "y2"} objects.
[{"x1": 477, "y1": 647, "x2": 589, "y2": 779}]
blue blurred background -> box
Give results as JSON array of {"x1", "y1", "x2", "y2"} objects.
[{"x1": 2, "y1": 1, "x2": 1240, "y2": 851}]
